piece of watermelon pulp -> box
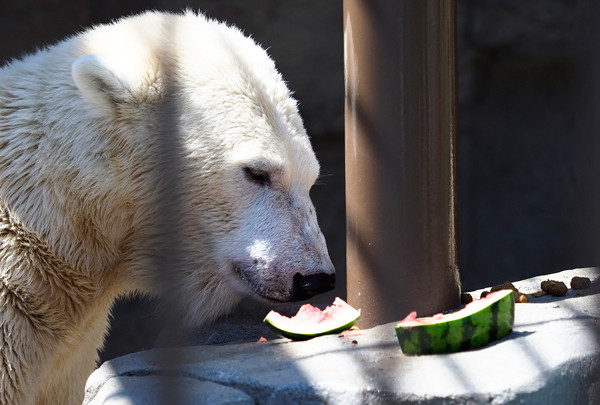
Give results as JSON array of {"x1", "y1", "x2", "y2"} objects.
[{"x1": 264, "y1": 297, "x2": 361, "y2": 340}]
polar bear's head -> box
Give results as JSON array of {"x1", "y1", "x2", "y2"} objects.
[{"x1": 70, "y1": 12, "x2": 334, "y2": 318}]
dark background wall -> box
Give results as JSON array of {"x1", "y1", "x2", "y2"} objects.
[
  {"x1": 1, "y1": 0, "x2": 598, "y2": 359},
  {"x1": 457, "y1": 0, "x2": 600, "y2": 289}
]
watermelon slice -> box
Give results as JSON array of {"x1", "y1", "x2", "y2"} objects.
[
  {"x1": 395, "y1": 289, "x2": 515, "y2": 355},
  {"x1": 264, "y1": 297, "x2": 361, "y2": 341}
]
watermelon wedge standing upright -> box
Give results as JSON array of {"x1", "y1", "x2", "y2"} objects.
[{"x1": 395, "y1": 289, "x2": 515, "y2": 355}]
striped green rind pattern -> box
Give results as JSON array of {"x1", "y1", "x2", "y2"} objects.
[{"x1": 395, "y1": 290, "x2": 514, "y2": 355}]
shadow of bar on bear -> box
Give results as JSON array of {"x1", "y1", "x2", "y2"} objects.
[{"x1": 149, "y1": 16, "x2": 194, "y2": 405}]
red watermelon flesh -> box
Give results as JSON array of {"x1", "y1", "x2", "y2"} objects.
[
  {"x1": 399, "y1": 290, "x2": 511, "y2": 325},
  {"x1": 264, "y1": 297, "x2": 361, "y2": 340}
]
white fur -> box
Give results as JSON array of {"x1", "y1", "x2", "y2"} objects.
[
  {"x1": 0, "y1": 10, "x2": 333, "y2": 404},
  {"x1": 72, "y1": 54, "x2": 141, "y2": 115}
]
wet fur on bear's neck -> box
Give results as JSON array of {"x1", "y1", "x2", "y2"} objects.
[{"x1": 0, "y1": 205, "x2": 114, "y2": 404}]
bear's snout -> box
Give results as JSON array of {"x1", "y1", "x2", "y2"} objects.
[
  {"x1": 233, "y1": 255, "x2": 335, "y2": 302},
  {"x1": 291, "y1": 272, "x2": 336, "y2": 301}
]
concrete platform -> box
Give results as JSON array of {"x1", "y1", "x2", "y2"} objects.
[{"x1": 84, "y1": 268, "x2": 600, "y2": 404}]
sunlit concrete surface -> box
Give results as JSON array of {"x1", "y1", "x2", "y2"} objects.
[{"x1": 84, "y1": 268, "x2": 599, "y2": 404}]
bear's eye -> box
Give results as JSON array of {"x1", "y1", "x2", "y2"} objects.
[{"x1": 244, "y1": 166, "x2": 271, "y2": 186}]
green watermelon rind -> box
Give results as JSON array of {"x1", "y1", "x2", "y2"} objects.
[
  {"x1": 263, "y1": 300, "x2": 361, "y2": 341},
  {"x1": 264, "y1": 315, "x2": 360, "y2": 341},
  {"x1": 395, "y1": 289, "x2": 515, "y2": 355}
]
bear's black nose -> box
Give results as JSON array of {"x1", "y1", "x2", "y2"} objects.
[{"x1": 291, "y1": 272, "x2": 336, "y2": 301}]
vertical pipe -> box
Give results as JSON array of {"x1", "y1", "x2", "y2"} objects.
[{"x1": 344, "y1": 0, "x2": 460, "y2": 328}]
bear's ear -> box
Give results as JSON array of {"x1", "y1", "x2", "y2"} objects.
[{"x1": 71, "y1": 54, "x2": 139, "y2": 115}]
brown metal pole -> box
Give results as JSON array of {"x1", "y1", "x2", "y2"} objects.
[{"x1": 344, "y1": 0, "x2": 460, "y2": 328}]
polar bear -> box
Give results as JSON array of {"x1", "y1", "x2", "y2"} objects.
[{"x1": 0, "y1": 10, "x2": 335, "y2": 404}]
